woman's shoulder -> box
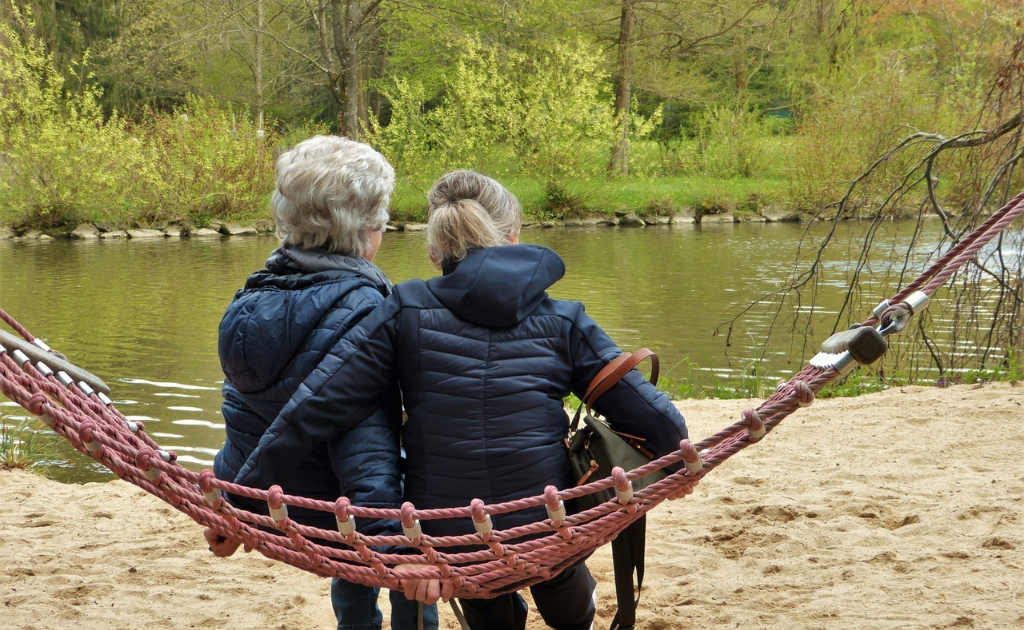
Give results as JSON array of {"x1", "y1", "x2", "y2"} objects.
[
  {"x1": 390, "y1": 277, "x2": 437, "y2": 305},
  {"x1": 530, "y1": 295, "x2": 588, "y2": 320}
]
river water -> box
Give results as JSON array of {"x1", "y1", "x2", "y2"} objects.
[{"x1": 0, "y1": 220, "x2": 1011, "y2": 481}]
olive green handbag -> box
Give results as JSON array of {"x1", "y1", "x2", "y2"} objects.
[{"x1": 567, "y1": 349, "x2": 668, "y2": 512}]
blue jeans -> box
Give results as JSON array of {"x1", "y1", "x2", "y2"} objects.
[{"x1": 331, "y1": 578, "x2": 439, "y2": 630}]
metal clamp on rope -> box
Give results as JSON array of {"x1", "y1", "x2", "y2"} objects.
[
  {"x1": 11, "y1": 349, "x2": 31, "y2": 367},
  {"x1": 268, "y1": 487, "x2": 288, "y2": 522},
  {"x1": 269, "y1": 502, "x2": 288, "y2": 522},
  {"x1": 202, "y1": 487, "x2": 222, "y2": 505},
  {"x1": 56, "y1": 371, "x2": 74, "y2": 387},
  {"x1": 336, "y1": 514, "x2": 357, "y2": 537},
  {"x1": 472, "y1": 513, "x2": 493, "y2": 535},
  {"x1": 31, "y1": 338, "x2": 51, "y2": 353},
  {"x1": 402, "y1": 519, "x2": 423, "y2": 540},
  {"x1": 685, "y1": 455, "x2": 703, "y2": 475},
  {"x1": 98, "y1": 392, "x2": 113, "y2": 406},
  {"x1": 615, "y1": 483, "x2": 634, "y2": 504},
  {"x1": 882, "y1": 291, "x2": 931, "y2": 335},
  {"x1": 872, "y1": 299, "x2": 891, "y2": 319},
  {"x1": 546, "y1": 500, "x2": 567, "y2": 524},
  {"x1": 34, "y1": 362, "x2": 54, "y2": 378},
  {"x1": 126, "y1": 421, "x2": 139, "y2": 434},
  {"x1": 77, "y1": 381, "x2": 96, "y2": 397}
]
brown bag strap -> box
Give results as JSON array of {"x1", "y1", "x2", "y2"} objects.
[{"x1": 570, "y1": 348, "x2": 660, "y2": 432}]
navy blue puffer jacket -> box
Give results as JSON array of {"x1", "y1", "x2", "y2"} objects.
[
  {"x1": 237, "y1": 244, "x2": 687, "y2": 538},
  {"x1": 214, "y1": 247, "x2": 402, "y2": 537}
]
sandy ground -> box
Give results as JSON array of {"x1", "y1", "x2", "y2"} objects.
[{"x1": 2, "y1": 383, "x2": 1023, "y2": 629}]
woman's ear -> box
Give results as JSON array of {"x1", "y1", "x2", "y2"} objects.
[{"x1": 508, "y1": 231, "x2": 520, "y2": 245}]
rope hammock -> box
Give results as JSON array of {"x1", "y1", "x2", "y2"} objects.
[{"x1": 2, "y1": 189, "x2": 1023, "y2": 600}]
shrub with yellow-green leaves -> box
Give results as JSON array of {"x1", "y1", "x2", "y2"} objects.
[
  {"x1": 369, "y1": 37, "x2": 660, "y2": 199},
  {"x1": 0, "y1": 9, "x2": 157, "y2": 229}
]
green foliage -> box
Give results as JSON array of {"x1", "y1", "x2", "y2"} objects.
[
  {"x1": 692, "y1": 105, "x2": 780, "y2": 179},
  {"x1": 0, "y1": 10, "x2": 310, "y2": 230},
  {"x1": 370, "y1": 37, "x2": 648, "y2": 190},
  {"x1": 786, "y1": 55, "x2": 947, "y2": 213},
  {"x1": 0, "y1": 419, "x2": 63, "y2": 472},
  {"x1": 139, "y1": 97, "x2": 281, "y2": 225},
  {"x1": 0, "y1": 7, "x2": 157, "y2": 228}
]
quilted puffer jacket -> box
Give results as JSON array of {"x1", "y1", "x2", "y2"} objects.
[
  {"x1": 237, "y1": 244, "x2": 688, "y2": 538},
  {"x1": 214, "y1": 245, "x2": 402, "y2": 536}
]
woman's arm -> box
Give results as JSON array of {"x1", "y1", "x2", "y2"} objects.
[
  {"x1": 235, "y1": 295, "x2": 403, "y2": 489},
  {"x1": 568, "y1": 305, "x2": 688, "y2": 459}
]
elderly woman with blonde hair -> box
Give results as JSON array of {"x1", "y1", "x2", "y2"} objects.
[
  {"x1": 237, "y1": 169, "x2": 688, "y2": 630},
  {"x1": 206, "y1": 135, "x2": 438, "y2": 630}
]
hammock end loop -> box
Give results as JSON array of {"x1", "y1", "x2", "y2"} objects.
[
  {"x1": 470, "y1": 498, "x2": 493, "y2": 536},
  {"x1": 335, "y1": 497, "x2": 357, "y2": 537},
  {"x1": 267, "y1": 485, "x2": 288, "y2": 522},
  {"x1": 612, "y1": 467, "x2": 633, "y2": 504},
  {"x1": 680, "y1": 439, "x2": 703, "y2": 474},
  {"x1": 742, "y1": 409, "x2": 765, "y2": 441},
  {"x1": 544, "y1": 486, "x2": 566, "y2": 524}
]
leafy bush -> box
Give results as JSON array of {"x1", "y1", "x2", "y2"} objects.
[
  {"x1": 0, "y1": 8, "x2": 292, "y2": 230},
  {"x1": 369, "y1": 37, "x2": 659, "y2": 194},
  {"x1": 0, "y1": 8, "x2": 157, "y2": 228},
  {"x1": 786, "y1": 54, "x2": 960, "y2": 213},
  {"x1": 140, "y1": 96, "x2": 282, "y2": 225},
  {"x1": 693, "y1": 105, "x2": 777, "y2": 179}
]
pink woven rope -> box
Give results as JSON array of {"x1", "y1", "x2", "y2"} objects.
[
  {"x1": 2, "y1": 192, "x2": 1021, "y2": 597},
  {"x1": 0, "y1": 306, "x2": 34, "y2": 342}
]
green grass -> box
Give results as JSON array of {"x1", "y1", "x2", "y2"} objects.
[
  {"x1": 389, "y1": 175, "x2": 788, "y2": 223},
  {"x1": 1, "y1": 419, "x2": 54, "y2": 471}
]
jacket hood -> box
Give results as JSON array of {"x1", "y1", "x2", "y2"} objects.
[
  {"x1": 426, "y1": 244, "x2": 565, "y2": 328},
  {"x1": 220, "y1": 249, "x2": 389, "y2": 393}
]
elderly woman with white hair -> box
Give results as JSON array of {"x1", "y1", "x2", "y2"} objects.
[{"x1": 205, "y1": 135, "x2": 438, "y2": 630}]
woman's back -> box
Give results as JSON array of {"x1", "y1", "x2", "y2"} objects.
[
  {"x1": 216, "y1": 250, "x2": 401, "y2": 530},
  {"x1": 395, "y1": 244, "x2": 577, "y2": 534}
]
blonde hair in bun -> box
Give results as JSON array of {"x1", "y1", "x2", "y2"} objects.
[{"x1": 426, "y1": 171, "x2": 522, "y2": 263}]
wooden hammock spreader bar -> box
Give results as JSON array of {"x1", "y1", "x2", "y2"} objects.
[
  {"x1": 0, "y1": 328, "x2": 110, "y2": 395},
  {"x1": 1, "y1": 190, "x2": 1023, "y2": 599}
]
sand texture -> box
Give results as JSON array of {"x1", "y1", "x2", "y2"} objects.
[{"x1": 2, "y1": 383, "x2": 1023, "y2": 629}]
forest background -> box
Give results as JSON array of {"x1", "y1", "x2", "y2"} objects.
[{"x1": 1, "y1": 0, "x2": 1022, "y2": 231}]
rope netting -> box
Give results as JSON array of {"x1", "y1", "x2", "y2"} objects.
[{"x1": 2, "y1": 190, "x2": 1023, "y2": 599}]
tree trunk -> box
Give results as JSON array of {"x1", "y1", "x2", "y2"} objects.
[
  {"x1": 331, "y1": 0, "x2": 362, "y2": 139},
  {"x1": 254, "y1": 0, "x2": 265, "y2": 132},
  {"x1": 734, "y1": 34, "x2": 748, "y2": 95},
  {"x1": 609, "y1": 0, "x2": 635, "y2": 177}
]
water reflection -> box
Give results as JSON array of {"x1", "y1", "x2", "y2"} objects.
[{"x1": 0, "y1": 221, "x2": 1018, "y2": 481}]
